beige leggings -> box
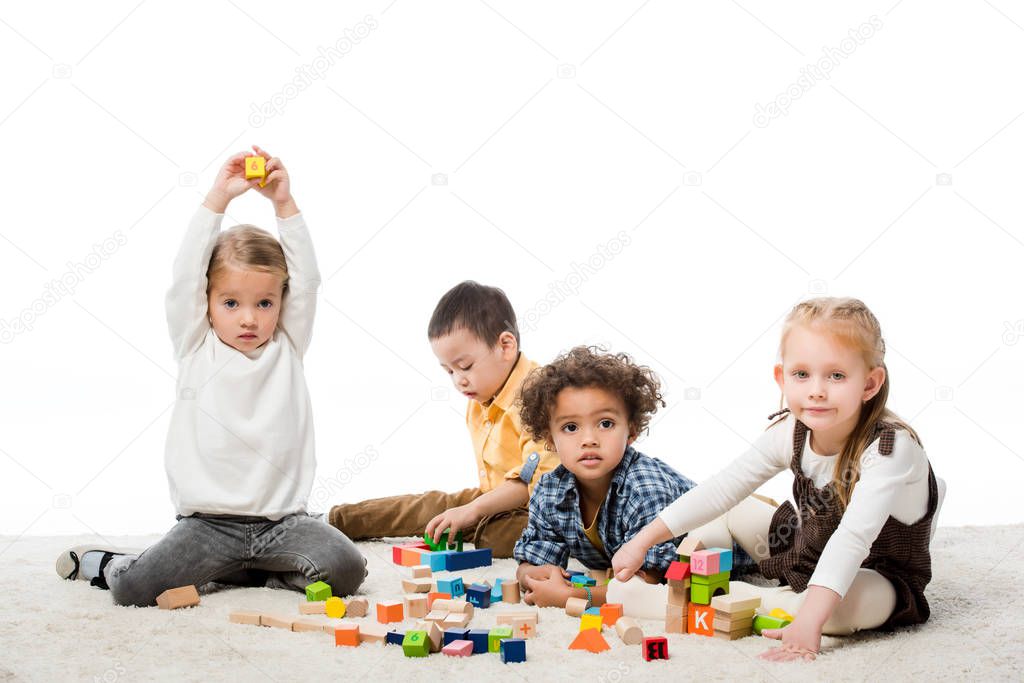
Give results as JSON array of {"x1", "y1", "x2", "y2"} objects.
[{"x1": 690, "y1": 496, "x2": 897, "y2": 635}]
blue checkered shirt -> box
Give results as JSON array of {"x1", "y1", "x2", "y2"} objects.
[{"x1": 513, "y1": 446, "x2": 697, "y2": 573}]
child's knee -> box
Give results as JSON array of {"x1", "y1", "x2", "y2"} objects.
[
  {"x1": 319, "y1": 546, "x2": 367, "y2": 596},
  {"x1": 108, "y1": 564, "x2": 158, "y2": 608}
]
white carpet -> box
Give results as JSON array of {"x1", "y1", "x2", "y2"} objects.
[{"x1": 2, "y1": 525, "x2": 1022, "y2": 682}]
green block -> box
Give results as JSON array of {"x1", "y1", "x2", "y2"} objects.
[
  {"x1": 423, "y1": 530, "x2": 449, "y2": 552},
  {"x1": 752, "y1": 614, "x2": 791, "y2": 635},
  {"x1": 691, "y1": 570, "x2": 730, "y2": 585},
  {"x1": 305, "y1": 580, "x2": 331, "y2": 602},
  {"x1": 690, "y1": 579, "x2": 729, "y2": 605},
  {"x1": 488, "y1": 626, "x2": 513, "y2": 653},
  {"x1": 402, "y1": 630, "x2": 430, "y2": 657},
  {"x1": 447, "y1": 530, "x2": 464, "y2": 552}
]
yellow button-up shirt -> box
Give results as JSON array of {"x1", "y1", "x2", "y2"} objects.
[{"x1": 466, "y1": 353, "x2": 560, "y2": 494}]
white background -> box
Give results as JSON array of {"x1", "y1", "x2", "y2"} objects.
[{"x1": 1, "y1": 1, "x2": 1022, "y2": 538}]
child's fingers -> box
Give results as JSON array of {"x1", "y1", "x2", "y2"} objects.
[
  {"x1": 262, "y1": 170, "x2": 285, "y2": 186},
  {"x1": 264, "y1": 157, "x2": 283, "y2": 173},
  {"x1": 252, "y1": 144, "x2": 272, "y2": 159},
  {"x1": 759, "y1": 628, "x2": 783, "y2": 640}
]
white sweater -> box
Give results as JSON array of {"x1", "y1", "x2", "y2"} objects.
[
  {"x1": 658, "y1": 414, "x2": 931, "y2": 597},
  {"x1": 163, "y1": 206, "x2": 320, "y2": 520}
]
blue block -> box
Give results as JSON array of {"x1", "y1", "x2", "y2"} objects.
[
  {"x1": 570, "y1": 574, "x2": 596, "y2": 587},
  {"x1": 443, "y1": 628, "x2": 471, "y2": 646},
  {"x1": 468, "y1": 629, "x2": 490, "y2": 654},
  {"x1": 385, "y1": 629, "x2": 405, "y2": 646},
  {"x1": 500, "y1": 638, "x2": 527, "y2": 664},
  {"x1": 444, "y1": 548, "x2": 492, "y2": 572},
  {"x1": 490, "y1": 578, "x2": 504, "y2": 603},
  {"x1": 466, "y1": 583, "x2": 491, "y2": 609},
  {"x1": 583, "y1": 607, "x2": 601, "y2": 616},
  {"x1": 437, "y1": 577, "x2": 465, "y2": 598},
  {"x1": 715, "y1": 547, "x2": 733, "y2": 572}
]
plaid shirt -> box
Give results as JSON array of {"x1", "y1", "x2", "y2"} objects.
[{"x1": 513, "y1": 446, "x2": 698, "y2": 573}]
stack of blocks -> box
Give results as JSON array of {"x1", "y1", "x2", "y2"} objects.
[
  {"x1": 711, "y1": 594, "x2": 762, "y2": 641},
  {"x1": 666, "y1": 538, "x2": 742, "y2": 638},
  {"x1": 391, "y1": 538, "x2": 492, "y2": 572}
]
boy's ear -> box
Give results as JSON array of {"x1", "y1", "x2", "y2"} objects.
[
  {"x1": 497, "y1": 330, "x2": 519, "y2": 360},
  {"x1": 773, "y1": 363, "x2": 785, "y2": 391}
]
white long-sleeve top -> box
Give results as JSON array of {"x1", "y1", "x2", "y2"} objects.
[
  {"x1": 658, "y1": 414, "x2": 931, "y2": 597},
  {"x1": 163, "y1": 206, "x2": 320, "y2": 520}
]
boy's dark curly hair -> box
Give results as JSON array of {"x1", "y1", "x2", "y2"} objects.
[{"x1": 517, "y1": 345, "x2": 665, "y2": 448}]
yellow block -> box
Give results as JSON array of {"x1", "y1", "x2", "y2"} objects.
[
  {"x1": 769, "y1": 607, "x2": 794, "y2": 622},
  {"x1": 245, "y1": 156, "x2": 265, "y2": 180},
  {"x1": 580, "y1": 613, "x2": 603, "y2": 631},
  {"x1": 325, "y1": 596, "x2": 347, "y2": 618}
]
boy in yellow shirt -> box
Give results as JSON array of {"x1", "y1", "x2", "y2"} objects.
[{"x1": 326, "y1": 281, "x2": 559, "y2": 557}]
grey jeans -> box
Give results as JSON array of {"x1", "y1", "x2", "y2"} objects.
[{"x1": 105, "y1": 512, "x2": 367, "y2": 607}]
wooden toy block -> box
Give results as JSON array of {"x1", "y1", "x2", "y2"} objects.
[
  {"x1": 580, "y1": 612, "x2": 603, "y2": 632},
  {"x1": 385, "y1": 629, "x2": 406, "y2": 646},
  {"x1": 424, "y1": 609, "x2": 449, "y2": 624},
  {"x1": 665, "y1": 561, "x2": 691, "y2": 582},
  {"x1": 401, "y1": 577, "x2": 433, "y2": 593},
  {"x1": 447, "y1": 530, "x2": 464, "y2": 552},
  {"x1": 565, "y1": 597, "x2": 588, "y2": 617},
  {"x1": 402, "y1": 630, "x2": 430, "y2": 657},
  {"x1": 667, "y1": 582, "x2": 689, "y2": 608},
  {"x1": 676, "y1": 536, "x2": 704, "y2": 561},
  {"x1": 665, "y1": 604, "x2": 685, "y2": 634},
  {"x1": 424, "y1": 550, "x2": 453, "y2": 571},
  {"x1": 490, "y1": 579, "x2": 504, "y2": 603},
  {"x1": 444, "y1": 547, "x2": 492, "y2": 571},
  {"x1": 423, "y1": 530, "x2": 450, "y2": 551},
  {"x1": 403, "y1": 594, "x2": 429, "y2": 619},
  {"x1": 411, "y1": 564, "x2": 432, "y2": 578},
  {"x1": 642, "y1": 636, "x2": 669, "y2": 661},
  {"x1": 400, "y1": 547, "x2": 423, "y2": 567},
  {"x1": 442, "y1": 612, "x2": 472, "y2": 629},
  {"x1": 443, "y1": 628, "x2": 471, "y2": 646},
  {"x1": 346, "y1": 596, "x2": 369, "y2": 617},
  {"x1": 752, "y1": 614, "x2": 791, "y2": 635},
  {"x1": 488, "y1": 626, "x2": 513, "y2": 653},
  {"x1": 600, "y1": 603, "x2": 623, "y2": 626},
  {"x1": 446, "y1": 600, "x2": 474, "y2": 618},
  {"x1": 714, "y1": 628, "x2": 752, "y2": 641},
  {"x1": 292, "y1": 618, "x2": 326, "y2": 633},
  {"x1": 769, "y1": 607, "x2": 795, "y2": 621},
  {"x1": 244, "y1": 156, "x2": 265, "y2": 180},
  {"x1": 260, "y1": 614, "x2": 295, "y2": 630},
  {"x1": 706, "y1": 547, "x2": 733, "y2": 572},
  {"x1": 376, "y1": 600, "x2": 404, "y2": 624},
  {"x1": 334, "y1": 623, "x2": 360, "y2": 647},
  {"x1": 687, "y1": 604, "x2": 715, "y2": 637},
  {"x1": 466, "y1": 583, "x2": 491, "y2": 608},
  {"x1": 570, "y1": 574, "x2": 597, "y2": 587},
  {"x1": 359, "y1": 622, "x2": 388, "y2": 644},
  {"x1": 500, "y1": 638, "x2": 527, "y2": 663},
  {"x1": 442, "y1": 639, "x2": 474, "y2": 657},
  {"x1": 691, "y1": 570, "x2": 730, "y2": 585},
  {"x1": 713, "y1": 614, "x2": 753, "y2": 632},
  {"x1": 690, "y1": 579, "x2": 729, "y2": 605},
  {"x1": 392, "y1": 542, "x2": 428, "y2": 565},
  {"x1": 298, "y1": 600, "x2": 327, "y2": 615},
  {"x1": 710, "y1": 594, "x2": 761, "y2": 613},
  {"x1": 614, "y1": 616, "x2": 643, "y2": 645},
  {"x1": 501, "y1": 580, "x2": 521, "y2": 604},
  {"x1": 568, "y1": 628, "x2": 610, "y2": 653},
  {"x1": 415, "y1": 619, "x2": 444, "y2": 652},
  {"x1": 689, "y1": 549, "x2": 720, "y2": 576},
  {"x1": 325, "y1": 596, "x2": 346, "y2": 618},
  {"x1": 496, "y1": 610, "x2": 539, "y2": 625},
  {"x1": 305, "y1": 580, "x2": 332, "y2": 602},
  {"x1": 156, "y1": 585, "x2": 200, "y2": 610},
  {"x1": 228, "y1": 610, "x2": 261, "y2": 625},
  {"x1": 512, "y1": 617, "x2": 536, "y2": 639},
  {"x1": 468, "y1": 629, "x2": 490, "y2": 654},
  {"x1": 436, "y1": 577, "x2": 465, "y2": 597},
  {"x1": 427, "y1": 592, "x2": 451, "y2": 610}
]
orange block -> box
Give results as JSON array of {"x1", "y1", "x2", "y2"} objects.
[
  {"x1": 427, "y1": 592, "x2": 451, "y2": 610},
  {"x1": 688, "y1": 604, "x2": 715, "y2": 637},
  {"x1": 400, "y1": 548, "x2": 422, "y2": 566},
  {"x1": 569, "y1": 628, "x2": 611, "y2": 653},
  {"x1": 600, "y1": 603, "x2": 623, "y2": 626},
  {"x1": 376, "y1": 601, "x2": 404, "y2": 624},
  {"x1": 334, "y1": 623, "x2": 360, "y2": 647}
]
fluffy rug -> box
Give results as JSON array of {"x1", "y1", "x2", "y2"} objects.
[{"x1": 2, "y1": 525, "x2": 1022, "y2": 682}]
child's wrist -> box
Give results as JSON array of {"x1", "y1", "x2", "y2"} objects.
[
  {"x1": 274, "y1": 196, "x2": 299, "y2": 218},
  {"x1": 203, "y1": 189, "x2": 230, "y2": 213}
]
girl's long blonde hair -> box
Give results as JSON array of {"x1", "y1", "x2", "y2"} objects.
[
  {"x1": 779, "y1": 297, "x2": 921, "y2": 509},
  {"x1": 206, "y1": 225, "x2": 289, "y2": 293}
]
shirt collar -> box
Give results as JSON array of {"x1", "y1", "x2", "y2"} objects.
[
  {"x1": 550, "y1": 444, "x2": 641, "y2": 504},
  {"x1": 486, "y1": 352, "x2": 528, "y2": 412}
]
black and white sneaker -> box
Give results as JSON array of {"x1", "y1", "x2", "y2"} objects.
[{"x1": 56, "y1": 544, "x2": 138, "y2": 589}]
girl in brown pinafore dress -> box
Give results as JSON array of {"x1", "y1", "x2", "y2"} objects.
[{"x1": 610, "y1": 297, "x2": 942, "y2": 663}]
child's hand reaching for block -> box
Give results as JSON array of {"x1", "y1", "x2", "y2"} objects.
[
  {"x1": 203, "y1": 150, "x2": 263, "y2": 213},
  {"x1": 249, "y1": 145, "x2": 297, "y2": 217}
]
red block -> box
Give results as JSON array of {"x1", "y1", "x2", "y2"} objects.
[{"x1": 642, "y1": 637, "x2": 669, "y2": 661}]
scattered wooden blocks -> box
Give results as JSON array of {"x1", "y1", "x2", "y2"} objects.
[
  {"x1": 565, "y1": 597, "x2": 588, "y2": 617},
  {"x1": 466, "y1": 583, "x2": 491, "y2": 609},
  {"x1": 346, "y1": 596, "x2": 369, "y2": 617},
  {"x1": 298, "y1": 600, "x2": 327, "y2": 615},
  {"x1": 614, "y1": 616, "x2": 643, "y2": 645},
  {"x1": 580, "y1": 609, "x2": 603, "y2": 632},
  {"x1": 600, "y1": 603, "x2": 623, "y2": 626},
  {"x1": 427, "y1": 591, "x2": 451, "y2": 610},
  {"x1": 305, "y1": 580, "x2": 331, "y2": 602},
  {"x1": 467, "y1": 629, "x2": 490, "y2": 654},
  {"x1": 443, "y1": 628, "x2": 470, "y2": 646},
  {"x1": 260, "y1": 614, "x2": 295, "y2": 630},
  {"x1": 488, "y1": 626, "x2": 513, "y2": 653},
  {"x1": 228, "y1": 610, "x2": 261, "y2": 625},
  {"x1": 156, "y1": 585, "x2": 200, "y2": 610},
  {"x1": 444, "y1": 548, "x2": 492, "y2": 572},
  {"x1": 442, "y1": 612, "x2": 472, "y2": 629},
  {"x1": 359, "y1": 622, "x2": 388, "y2": 644},
  {"x1": 292, "y1": 618, "x2": 325, "y2": 633},
  {"x1": 415, "y1": 620, "x2": 444, "y2": 653},
  {"x1": 512, "y1": 617, "x2": 536, "y2": 639},
  {"x1": 500, "y1": 638, "x2": 526, "y2": 663},
  {"x1": 569, "y1": 628, "x2": 610, "y2": 653},
  {"x1": 385, "y1": 629, "x2": 406, "y2": 646},
  {"x1": 424, "y1": 609, "x2": 448, "y2": 625},
  {"x1": 402, "y1": 630, "x2": 430, "y2": 657},
  {"x1": 376, "y1": 600, "x2": 404, "y2": 624},
  {"x1": 325, "y1": 596, "x2": 346, "y2": 618},
  {"x1": 403, "y1": 594, "x2": 428, "y2": 619},
  {"x1": 411, "y1": 564, "x2": 432, "y2": 579},
  {"x1": 642, "y1": 637, "x2": 669, "y2": 661},
  {"x1": 436, "y1": 577, "x2": 465, "y2": 598},
  {"x1": 334, "y1": 623, "x2": 360, "y2": 647},
  {"x1": 402, "y1": 578, "x2": 433, "y2": 593},
  {"x1": 501, "y1": 580, "x2": 521, "y2": 604},
  {"x1": 442, "y1": 639, "x2": 474, "y2": 657},
  {"x1": 496, "y1": 610, "x2": 539, "y2": 626}
]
